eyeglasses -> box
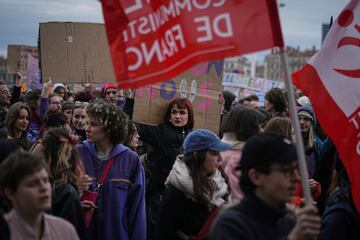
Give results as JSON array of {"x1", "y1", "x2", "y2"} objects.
[{"x1": 271, "y1": 164, "x2": 299, "y2": 178}]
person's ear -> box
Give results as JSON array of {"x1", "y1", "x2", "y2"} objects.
[
  {"x1": 4, "y1": 188, "x2": 16, "y2": 203},
  {"x1": 248, "y1": 169, "x2": 265, "y2": 187}
]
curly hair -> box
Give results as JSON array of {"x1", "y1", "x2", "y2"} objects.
[
  {"x1": 42, "y1": 127, "x2": 83, "y2": 189},
  {"x1": 124, "y1": 119, "x2": 137, "y2": 148},
  {"x1": 86, "y1": 100, "x2": 127, "y2": 145},
  {"x1": 163, "y1": 97, "x2": 194, "y2": 130},
  {"x1": 265, "y1": 88, "x2": 288, "y2": 113}
]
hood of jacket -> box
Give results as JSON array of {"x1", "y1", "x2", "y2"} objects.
[
  {"x1": 80, "y1": 140, "x2": 129, "y2": 160},
  {"x1": 165, "y1": 155, "x2": 229, "y2": 207}
]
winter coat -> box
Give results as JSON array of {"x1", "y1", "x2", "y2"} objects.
[
  {"x1": 219, "y1": 133, "x2": 245, "y2": 202},
  {"x1": 52, "y1": 183, "x2": 85, "y2": 240},
  {"x1": 210, "y1": 194, "x2": 295, "y2": 240},
  {"x1": 138, "y1": 122, "x2": 191, "y2": 193},
  {"x1": 76, "y1": 141, "x2": 146, "y2": 240},
  {"x1": 320, "y1": 187, "x2": 360, "y2": 240},
  {"x1": 154, "y1": 156, "x2": 230, "y2": 240}
]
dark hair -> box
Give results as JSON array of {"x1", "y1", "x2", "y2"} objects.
[
  {"x1": 163, "y1": 98, "x2": 194, "y2": 130},
  {"x1": 0, "y1": 139, "x2": 21, "y2": 164},
  {"x1": 239, "y1": 133, "x2": 296, "y2": 195},
  {"x1": 265, "y1": 88, "x2": 288, "y2": 113},
  {"x1": 43, "y1": 110, "x2": 67, "y2": 128},
  {"x1": 264, "y1": 117, "x2": 293, "y2": 141},
  {"x1": 124, "y1": 120, "x2": 137, "y2": 148},
  {"x1": 5, "y1": 102, "x2": 31, "y2": 140},
  {"x1": 61, "y1": 101, "x2": 74, "y2": 112},
  {"x1": 86, "y1": 101, "x2": 127, "y2": 145},
  {"x1": 74, "y1": 91, "x2": 96, "y2": 103},
  {"x1": 0, "y1": 152, "x2": 49, "y2": 191},
  {"x1": 183, "y1": 152, "x2": 230, "y2": 205},
  {"x1": 221, "y1": 106, "x2": 265, "y2": 141},
  {"x1": 222, "y1": 90, "x2": 236, "y2": 112},
  {"x1": 25, "y1": 89, "x2": 41, "y2": 111},
  {"x1": 43, "y1": 128, "x2": 83, "y2": 188},
  {"x1": 239, "y1": 95, "x2": 259, "y2": 104}
]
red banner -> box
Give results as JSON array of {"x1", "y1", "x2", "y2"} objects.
[
  {"x1": 101, "y1": 0, "x2": 284, "y2": 88},
  {"x1": 292, "y1": 1, "x2": 360, "y2": 213}
]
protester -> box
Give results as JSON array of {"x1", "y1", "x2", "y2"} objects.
[
  {"x1": 71, "y1": 102, "x2": 88, "y2": 141},
  {"x1": 221, "y1": 90, "x2": 236, "y2": 120},
  {"x1": 264, "y1": 117, "x2": 321, "y2": 205},
  {"x1": 42, "y1": 128, "x2": 85, "y2": 239},
  {"x1": 76, "y1": 101, "x2": 146, "y2": 240},
  {"x1": 40, "y1": 79, "x2": 64, "y2": 116},
  {"x1": 154, "y1": 129, "x2": 231, "y2": 240},
  {"x1": 5, "y1": 102, "x2": 31, "y2": 150},
  {"x1": 53, "y1": 83, "x2": 67, "y2": 100},
  {"x1": 264, "y1": 117, "x2": 294, "y2": 143},
  {"x1": 0, "y1": 152, "x2": 79, "y2": 239},
  {"x1": 30, "y1": 110, "x2": 71, "y2": 155},
  {"x1": 137, "y1": 97, "x2": 194, "y2": 237},
  {"x1": 219, "y1": 106, "x2": 265, "y2": 202},
  {"x1": 102, "y1": 83, "x2": 124, "y2": 107},
  {"x1": 25, "y1": 89, "x2": 42, "y2": 142},
  {"x1": 210, "y1": 133, "x2": 321, "y2": 240},
  {"x1": 124, "y1": 119, "x2": 140, "y2": 152},
  {"x1": 62, "y1": 101, "x2": 74, "y2": 124},
  {"x1": 0, "y1": 139, "x2": 21, "y2": 214},
  {"x1": 74, "y1": 91, "x2": 96, "y2": 103},
  {"x1": 239, "y1": 94, "x2": 260, "y2": 110},
  {"x1": 265, "y1": 88, "x2": 288, "y2": 118},
  {"x1": 0, "y1": 80, "x2": 12, "y2": 135},
  {"x1": 320, "y1": 155, "x2": 360, "y2": 240}
]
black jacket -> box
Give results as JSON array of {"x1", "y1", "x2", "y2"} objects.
[
  {"x1": 154, "y1": 184, "x2": 210, "y2": 240},
  {"x1": 210, "y1": 194, "x2": 295, "y2": 240},
  {"x1": 320, "y1": 187, "x2": 360, "y2": 240},
  {"x1": 138, "y1": 123, "x2": 191, "y2": 191},
  {"x1": 52, "y1": 183, "x2": 85, "y2": 239}
]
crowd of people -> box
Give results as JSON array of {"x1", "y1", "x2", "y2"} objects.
[{"x1": 0, "y1": 74, "x2": 359, "y2": 240}]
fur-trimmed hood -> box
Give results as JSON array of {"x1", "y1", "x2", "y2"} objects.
[{"x1": 165, "y1": 155, "x2": 229, "y2": 207}]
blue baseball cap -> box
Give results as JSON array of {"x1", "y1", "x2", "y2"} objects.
[{"x1": 183, "y1": 129, "x2": 231, "y2": 156}]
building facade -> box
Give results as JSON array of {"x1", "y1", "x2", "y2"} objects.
[{"x1": 264, "y1": 46, "x2": 317, "y2": 81}]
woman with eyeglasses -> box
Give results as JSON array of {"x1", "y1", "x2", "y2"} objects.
[{"x1": 76, "y1": 101, "x2": 146, "y2": 240}]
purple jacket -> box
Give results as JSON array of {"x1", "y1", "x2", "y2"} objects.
[{"x1": 76, "y1": 141, "x2": 146, "y2": 240}]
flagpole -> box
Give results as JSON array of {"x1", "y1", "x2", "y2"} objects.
[{"x1": 279, "y1": 48, "x2": 312, "y2": 205}]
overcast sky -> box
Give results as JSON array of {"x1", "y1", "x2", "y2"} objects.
[{"x1": 0, "y1": 0, "x2": 348, "y2": 59}]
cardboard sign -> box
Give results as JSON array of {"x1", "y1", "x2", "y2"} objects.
[
  {"x1": 133, "y1": 60, "x2": 223, "y2": 133},
  {"x1": 39, "y1": 22, "x2": 116, "y2": 84},
  {"x1": 7, "y1": 45, "x2": 38, "y2": 74},
  {"x1": 26, "y1": 54, "x2": 42, "y2": 90},
  {"x1": 101, "y1": 0, "x2": 284, "y2": 89}
]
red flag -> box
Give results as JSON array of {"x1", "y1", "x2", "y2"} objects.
[
  {"x1": 101, "y1": 0, "x2": 283, "y2": 88},
  {"x1": 292, "y1": 0, "x2": 360, "y2": 213}
]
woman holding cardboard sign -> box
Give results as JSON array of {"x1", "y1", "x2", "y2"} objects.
[{"x1": 136, "y1": 97, "x2": 194, "y2": 237}]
